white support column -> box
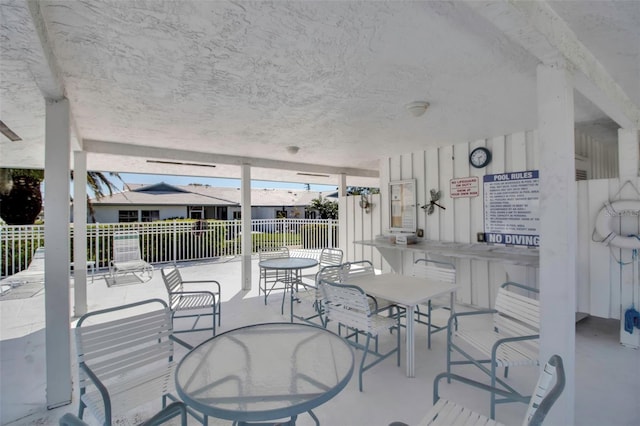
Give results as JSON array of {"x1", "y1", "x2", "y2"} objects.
[
  {"x1": 44, "y1": 98, "x2": 72, "y2": 408},
  {"x1": 338, "y1": 173, "x2": 347, "y2": 256},
  {"x1": 338, "y1": 173, "x2": 347, "y2": 196},
  {"x1": 241, "y1": 164, "x2": 252, "y2": 291},
  {"x1": 73, "y1": 151, "x2": 88, "y2": 317},
  {"x1": 536, "y1": 62, "x2": 576, "y2": 425},
  {"x1": 618, "y1": 128, "x2": 639, "y2": 178}
]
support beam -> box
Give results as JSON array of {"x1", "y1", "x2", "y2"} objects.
[
  {"x1": 466, "y1": 0, "x2": 640, "y2": 129},
  {"x1": 73, "y1": 151, "x2": 87, "y2": 317},
  {"x1": 44, "y1": 98, "x2": 72, "y2": 409},
  {"x1": 537, "y1": 62, "x2": 576, "y2": 425},
  {"x1": 618, "y1": 128, "x2": 639, "y2": 178},
  {"x1": 339, "y1": 173, "x2": 347, "y2": 197},
  {"x1": 241, "y1": 164, "x2": 252, "y2": 291},
  {"x1": 84, "y1": 139, "x2": 378, "y2": 179}
]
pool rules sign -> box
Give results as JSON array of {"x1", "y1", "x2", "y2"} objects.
[{"x1": 483, "y1": 170, "x2": 539, "y2": 247}]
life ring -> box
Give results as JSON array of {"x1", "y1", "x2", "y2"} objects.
[{"x1": 594, "y1": 200, "x2": 640, "y2": 249}]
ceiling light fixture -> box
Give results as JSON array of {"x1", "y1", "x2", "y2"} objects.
[
  {"x1": 286, "y1": 146, "x2": 300, "y2": 155},
  {"x1": 405, "y1": 101, "x2": 430, "y2": 117},
  {"x1": 146, "y1": 160, "x2": 216, "y2": 168}
]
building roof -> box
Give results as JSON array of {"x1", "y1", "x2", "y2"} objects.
[{"x1": 91, "y1": 182, "x2": 331, "y2": 207}]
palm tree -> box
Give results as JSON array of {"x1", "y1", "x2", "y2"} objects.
[
  {"x1": 72, "y1": 170, "x2": 124, "y2": 222},
  {"x1": 0, "y1": 169, "x2": 44, "y2": 225},
  {"x1": 308, "y1": 196, "x2": 338, "y2": 219},
  {"x1": 0, "y1": 168, "x2": 123, "y2": 225}
]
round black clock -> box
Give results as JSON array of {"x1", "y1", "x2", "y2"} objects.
[{"x1": 469, "y1": 147, "x2": 492, "y2": 168}]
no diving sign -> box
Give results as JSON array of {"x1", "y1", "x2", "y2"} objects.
[{"x1": 450, "y1": 177, "x2": 479, "y2": 198}]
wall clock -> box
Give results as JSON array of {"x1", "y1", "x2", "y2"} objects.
[{"x1": 469, "y1": 147, "x2": 492, "y2": 168}]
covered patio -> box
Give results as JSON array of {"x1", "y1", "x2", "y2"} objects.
[
  {"x1": 1, "y1": 257, "x2": 637, "y2": 425},
  {"x1": 1, "y1": 1, "x2": 639, "y2": 425}
]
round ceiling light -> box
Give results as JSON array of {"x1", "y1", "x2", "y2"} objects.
[
  {"x1": 286, "y1": 146, "x2": 300, "y2": 154},
  {"x1": 406, "y1": 101, "x2": 430, "y2": 117}
]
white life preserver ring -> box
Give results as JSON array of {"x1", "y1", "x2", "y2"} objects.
[{"x1": 594, "y1": 200, "x2": 640, "y2": 249}]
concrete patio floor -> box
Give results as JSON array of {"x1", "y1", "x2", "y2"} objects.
[{"x1": 1, "y1": 257, "x2": 638, "y2": 425}]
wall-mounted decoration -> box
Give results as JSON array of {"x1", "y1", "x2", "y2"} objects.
[
  {"x1": 359, "y1": 194, "x2": 372, "y2": 214},
  {"x1": 483, "y1": 170, "x2": 539, "y2": 247},
  {"x1": 421, "y1": 189, "x2": 445, "y2": 215},
  {"x1": 469, "y1": 146, "x2": 492, "y2": 168},
  {"x1": 450, "y1": 177, "x2": 479, "y2": 198},
  {"x1": 389, "y1": 179, "x2": 417, "y2": 232}
]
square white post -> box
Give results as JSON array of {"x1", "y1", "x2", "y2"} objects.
[
  {"x1": 44, "y1": 98, "x2": 72, "y2": 408},
  {"x1": 73, "y1": 150, "x2": 88, "y2": 317},
  {"x1": 241, "y1": 164, "x2": 252, "y2": 291},
  {"x1": 536, "y1": 62, "x2": 576, "y2": 425}
]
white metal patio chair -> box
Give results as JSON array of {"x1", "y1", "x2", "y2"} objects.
[
  {"x1": 290, "y1": 248, "x2": 344, "y2": 324},
  {"x1": 342, "y1": 260, "x2": 399, "y2": 317},
  {"x1": 161, "y1": 265, "x2": 221, "y2": 336},
  {"x1": 390, "y1": 354, "x2": 565, "y2": 426},
  {"x1": 108, "y1": 231, "x2": 153, "y2": 285},
  {"x1": 290, "y1": 262, "x2": 345, "y2": 325},
  {"x1": 412, "y1": 258, "x2": 457, "y2": 349},
  {"x1": 0, "y1": 246, "x2": 45, "y2": 290},
  {"x1": 320, "y1": 275, "x2": 401, "y2": 392},
  {"x1": 74, "y1": 298, "x2": 203, "y2": 426},
  {"x1": 447, "y1": 281, "x2": 540, "y2": 419},
  {"x1": 258, "y1": 247, "x2": 290, "y2": 305}
]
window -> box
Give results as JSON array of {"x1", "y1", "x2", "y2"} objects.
[
  {"x1": 276, "y1": 210, "x2": 287, "y2": 218},
  {"x1": 141, "y1": 210, "x2": 160, "y2": 222},
  {"x1": 305, "y1": 210, "x2": 316, "y2": 219},
  {"x1": 233, "y1": 211, "x2": 241, "y2": 219},
  {"x1": 189, "y1": 206, "x2": 204, "y2": 219},
  {"x1": 118, "y1": 210, "x2": 138, "y2": 223}
]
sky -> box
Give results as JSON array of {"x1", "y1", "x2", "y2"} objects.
[{"x1": 115, "y1": 173, "x2": 337, "y2": 193}]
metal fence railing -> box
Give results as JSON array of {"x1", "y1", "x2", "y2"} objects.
[{"x1": 0, "y1": 218, "x2": 339, "y2": 278}]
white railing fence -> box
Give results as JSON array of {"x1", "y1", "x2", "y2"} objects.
[{"x1": 0, "y1": 218, "x2": 339, "y2": 278}]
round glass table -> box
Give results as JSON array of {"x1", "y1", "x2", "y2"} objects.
[
  {"x1": 175, "y1": 322, "x2": 354, "y2": 424},
  {"x1": 258, "y1": 257, "x2": 319, "y2": 315}
]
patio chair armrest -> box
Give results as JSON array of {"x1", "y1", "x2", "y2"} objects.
[
  {"x1": 433, "y1": 372, "x2": 528, "y2": 405},
  {"x1": 492, "y1": 333, "x2": 540, "y2": 356},
  {"x1": 447, "y1": 308, "x2": 497, "y2": 330},
  {"x1": 170, "y1": 290, "x2": 218, "y2": 299},
  {"x1": 79, "y1": 362, "x2": 113, "y2": 425},
  {"x1": 181, "y1": 279, "x2": 221, "y2": 293},
  {"x1": 367, "y1": 294, "x2": 379, "y2": 312},
  {"x1": 501, "y1": 281, "x2": 539, "y2": 294},
  {"x1": 169, "y1": 334, "x2": 193, "y2": 351}
]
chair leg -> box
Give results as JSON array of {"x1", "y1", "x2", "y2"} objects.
[
  {"x1": 491, "y1": 361, "x2": 497, "y2": 419},
  {"x1": 359, "y1": 334, "x2": 372, "y2": 392},
  {"x1": 427, "y1": 301, "x2": 433, "y2": 350}
]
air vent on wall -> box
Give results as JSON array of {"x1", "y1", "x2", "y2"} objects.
[
  {"x1": 0, "y1": 120, "x2": 22, "y2": 141},
  {"x1": 297, "y1": 172, "x2": 330, "y2": 178},
  {"x1": 146, "y1": 160, "x2": 216, "y2": 168}
]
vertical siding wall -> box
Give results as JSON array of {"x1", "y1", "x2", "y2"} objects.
[
  {"x1": 578, "y1": 178, "x2": 640, "y2": 346},
  {"x1": 344, "y1": 129, "x2": 619, "y2": 312}
]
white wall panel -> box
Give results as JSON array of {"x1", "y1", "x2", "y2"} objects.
[{"x1": 343, "y1": 129, "x2": 624, "y2": 318}]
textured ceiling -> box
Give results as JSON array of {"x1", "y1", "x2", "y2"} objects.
[{"x1": 1, "y1": 1, "x2": 638, "y2": 186}]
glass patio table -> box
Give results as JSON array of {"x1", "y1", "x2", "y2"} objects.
[
  {"x1": 175, "y1": 322, "x2": 354, "y2": 425},
  {"x1": 258, "y1": 257, "x2": 319, "y2": 314}
]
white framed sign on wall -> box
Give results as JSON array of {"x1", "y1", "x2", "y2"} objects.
[{"x1": 483, "y1": 170, "x2": 539, "y2": 247}]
